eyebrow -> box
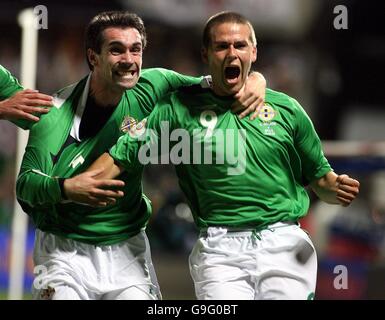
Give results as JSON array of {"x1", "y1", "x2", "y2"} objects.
[
  {"x1": 108, "y1": 41, "x2": 142, "y2": 47},
  {"x1": 213, "y1": 38, "x2": 248, "y2": 43},
  {"x1": 213, "y1": 40, "x2": 248, "y2": 45}
]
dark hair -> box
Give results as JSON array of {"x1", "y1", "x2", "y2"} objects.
[
  {"x1": 85, "y1": 11, "x2": 147, "y2": 70},
  {"x1": 202, "y1": 11, "x2": 256, "y2": 49}
]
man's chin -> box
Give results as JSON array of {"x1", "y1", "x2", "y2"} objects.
[{"x1": 224, "y1": 83, "x2": 243, "y2": 95}]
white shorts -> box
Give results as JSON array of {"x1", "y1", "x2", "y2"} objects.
[
  {"x1": 32, "y1": 229, "x2": 161, "y2": 300},
  {"x1": 189, "y1": 222, "x2": 317, "y2": 300}
]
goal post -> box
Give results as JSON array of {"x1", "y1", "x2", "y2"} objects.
[{"x1": 8, "y1": 8, "x2": 39, "y2": 300}]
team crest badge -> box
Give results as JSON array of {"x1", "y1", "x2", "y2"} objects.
[
  {"x1": 258, "y1": 104, "x2": 276, "y2": 122},
  {"x1": 120, "y1": 116, "x2": 137, "y2": 133},
  {"x1": 120, "y1": 116, "x2": 147, "y2": 138},
  {"x1": 258, "y1": 104, "x2": 278, "y2": 136}
]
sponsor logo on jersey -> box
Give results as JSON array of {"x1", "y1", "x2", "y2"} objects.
[{"x1": 70, "y1": 153, "x2": 85, "y2": 169}]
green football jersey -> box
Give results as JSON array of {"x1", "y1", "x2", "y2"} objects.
[
  {"x1": 110, "y1": 85, "x2": 332, "y2": 230},
  {"x1": 0, "y1": 64, "x2": 32, "y2": 129},
  {"x1": 16, "y1": 68, "x2": 201, "y2": 245},
  {"x1": 0, "y1": 64, "x2": 22, "y2": 98}
]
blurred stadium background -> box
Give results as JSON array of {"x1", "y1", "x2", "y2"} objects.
[{"x1": 0, "y1": 0, "x2": 384, "y2": 300}]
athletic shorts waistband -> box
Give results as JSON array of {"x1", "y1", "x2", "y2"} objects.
[{"x1": 199, "y1": 221, "x2": 298, "y2": 237}]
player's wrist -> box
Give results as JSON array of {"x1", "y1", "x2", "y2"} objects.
[{"x1": 57, "y1": 177, "x2": 68, "y2": 200}]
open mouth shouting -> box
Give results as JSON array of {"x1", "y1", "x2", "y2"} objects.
[{"x1": 224, "y1": 65, "x2": 241, "y2": 85}]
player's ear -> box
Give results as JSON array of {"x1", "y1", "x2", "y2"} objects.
[
  {"x1": 201, "y1": 47, "x2": 208, "y2": 64},
  {"x1": 252, "y1": 46, "x2": 257, "y2": 63},
  {"x1": 87, "y1": 48, "x2": 98, "y2": 68}
]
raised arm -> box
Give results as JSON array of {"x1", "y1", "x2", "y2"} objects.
[
  {"x1": 87, "y1": 153, "x2": 123, "y2": 179},
  {"x1": 310, "y1": 171, "x2": 360, "y2": 206},
  {"x1": 137, "y1": 68, "x2": 202, "y2": 113},
  {"x1": 139, "y1": 68, "x2": 266, "y2": 119}
]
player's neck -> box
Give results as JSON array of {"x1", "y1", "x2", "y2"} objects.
[{"x1": 90, "y1": 76, "x2": 123, "y2": 108}]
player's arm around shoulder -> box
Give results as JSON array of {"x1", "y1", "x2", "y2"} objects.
[
  {"x1": 87, "y1": 153, "x2": 123, "y2": 179},
  {"x1": 310, "y1": 171, "x2": 360, "y2": 206},
  {"x1": 233, "y1": 71, "x2": 266, "y2": 119},
  {"x1": 0, "y1": 89, "x2": 53, "y2": 124},
  {"x1": 62, "y1": 153, "x2": 125, "y2": 207},
  {"x1": 0, "y1": 64, "x2": 53, "y2": 125},
  {"x1": 140, "y1": 68, "x2": 202, "y2": 94}
]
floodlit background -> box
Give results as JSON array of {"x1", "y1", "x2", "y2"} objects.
[{"x1": 0, "y1": 0, "x2": 384, "y2": 299}]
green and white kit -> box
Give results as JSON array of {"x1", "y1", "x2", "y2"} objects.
[{"x1": 110, "y1": 83, "x2": 332, "y2": 299}]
